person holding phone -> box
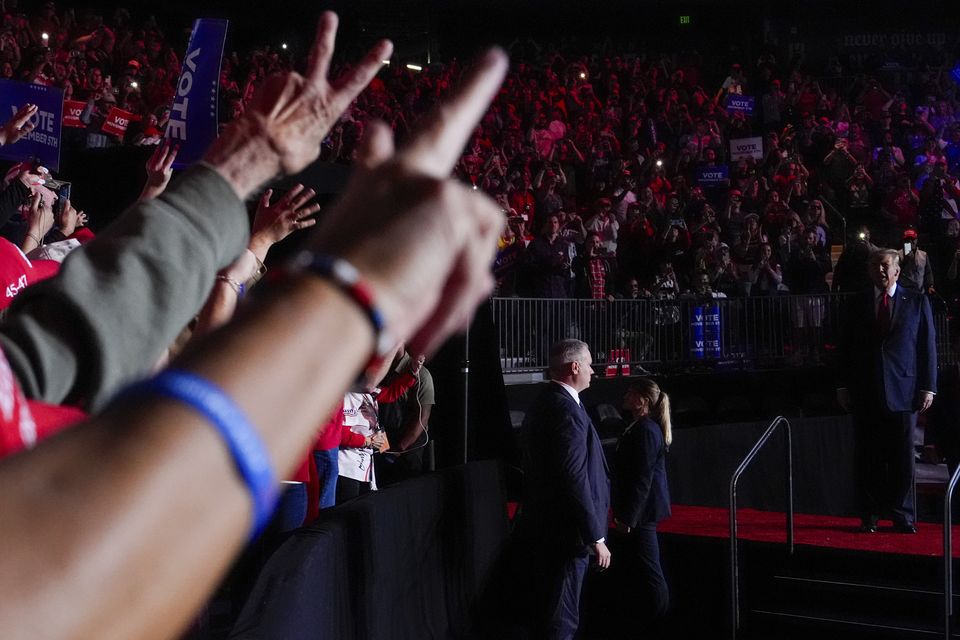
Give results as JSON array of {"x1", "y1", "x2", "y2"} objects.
[{"x1": 898, "y1": 227, "x2": 934, "y2": 294}]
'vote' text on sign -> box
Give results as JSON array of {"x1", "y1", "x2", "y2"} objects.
[{"x1": 165, "y1": 18, "x2": 228, "y2": 169}]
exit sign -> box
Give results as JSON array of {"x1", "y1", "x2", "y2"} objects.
[{"x1": 680, "y1": 15, "x2": 691, "y2": 25}]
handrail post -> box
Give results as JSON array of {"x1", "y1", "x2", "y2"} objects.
[
  {"x1": 730, "y1": 473, "x2": 739, "y2": 640},
  {"x1": 729, "y1": 417, "x2": 793, "y2": 640},
  {"x1": 944, "y1": 464, "x2": 960, "y2": 640},
  {"x1": 785, "y1": 421, "x2": 794, "y2": 554}
]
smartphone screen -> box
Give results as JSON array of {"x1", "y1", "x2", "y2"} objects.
[{"x1": 52, "y1": 182, "x2": 71, "y2": 216}]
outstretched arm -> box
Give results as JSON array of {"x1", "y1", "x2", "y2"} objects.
[
  {"x1": 0, "y1": 15, "x2": 386, "y2": 411},
  {"x1": 0, "y1": 14, "x2": 506, "y2": 640}
]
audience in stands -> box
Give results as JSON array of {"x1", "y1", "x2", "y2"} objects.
[
  {"x1": 2, "y1": 1, "x2": 959, "y2": 305},
  {"x1": 0, "y1": 3, "x2": 957, "y2": 637}
]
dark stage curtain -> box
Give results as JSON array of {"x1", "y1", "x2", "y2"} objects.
[
  {"x1": 229, "y1": 461, "x2": 509, "y2": 640},
  {"x1": 661, "y1": 416, "x2": 857, "y2": 516}
]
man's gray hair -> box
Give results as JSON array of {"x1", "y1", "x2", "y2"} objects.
[
  {"x1": 548, "y1": 339, "x2": 589, "y2": 378},
  {"x1": 869, "y1": 248, "x2": 900, "y2": 266}
]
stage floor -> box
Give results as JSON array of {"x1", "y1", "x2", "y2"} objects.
[{"x1": 661, "y1": 505, "x2": 960, "y2": 557}]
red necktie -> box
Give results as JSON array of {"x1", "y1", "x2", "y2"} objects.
[{"x1": 877, "y1": 292, "x2": 891, "y2": 335}]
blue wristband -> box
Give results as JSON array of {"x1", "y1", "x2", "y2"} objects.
[{"x1": 118, "y1": 370, "x2": 279, "y2": 540}]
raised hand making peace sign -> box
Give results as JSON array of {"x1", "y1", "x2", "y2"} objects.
[
  {"x1": 309, "y1": 47, "x2": 509, "y2": 355},
  {"x1": 204, "y1": 13, "x2": 393, "y2": 199}
]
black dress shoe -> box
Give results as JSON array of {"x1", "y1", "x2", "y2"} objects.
[
  {"x1": 858, "y1": 521, "x2": 878, "y2": 533},
  {"x1": 893, "y1": 522, "x2": 917, "y2": 534}
]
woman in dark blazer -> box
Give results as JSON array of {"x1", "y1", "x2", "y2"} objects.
[{"x1": 611, "y1": 378, "x2": 672, "y2": 621}]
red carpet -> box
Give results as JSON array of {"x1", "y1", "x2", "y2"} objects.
[{"x1": 660, "y1": 505, "x2": 960, "y2": 557}]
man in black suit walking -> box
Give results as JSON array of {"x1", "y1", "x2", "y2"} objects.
[
  {"x1": 515, "y1": 339, "x2": 611, "y2": 639},
  {"x1": 837, "y1": 249, "x2": 937, "y2": 533}
]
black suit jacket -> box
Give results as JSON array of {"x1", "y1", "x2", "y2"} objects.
[
  {"x1": 838, "y1": 284, "x2": 937, "y2": 412},
  {"x1": 518, "y1": 382, "x2": 610, "y2": 552},
  {"x1": 612, "y1": 416, "x2": 671, "y2": 528}
]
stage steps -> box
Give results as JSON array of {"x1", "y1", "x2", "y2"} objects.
[
  {"x1": 585, "y1": 513, "x2": 960, "y2": 639},
  {"x1": 741, "y1": 545, "x2": 960, "y2": 639}
]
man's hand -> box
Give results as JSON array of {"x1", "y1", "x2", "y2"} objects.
[
  {"x1": 204, "y1": 12, "x2": 393, "y2": 199},
  {"x1": 249, "y1": 184, "x2": 320, "y2": 254},
  {"x1": 0, "y1": 104, "x2": 37, "y2": 146},
  {"x1": 592, "y1": 541, "x2": 611, "y2": 570},
  {"x1": 140, "y1": 139, "x2": 179, "y2": 200},
  {"x1": 836, "y1": 388, "x2": 852, "y2": 413},
  {"x1": 309, "y1": 48, "x2": 509, "y2": 356},
  {"x1": 919, "y1": 391, "x2": 934, "y2": 414},
  {"x1": 57, "y1": 198, "x2": 84, "y2": 237}
]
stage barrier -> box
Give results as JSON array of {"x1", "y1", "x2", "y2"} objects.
[
  {"x1": 492, "y1": 294, "x2": 955, "y2": 374},
  {"x1": 228, "y1": 461, "x2": 509, "y2": 640}
]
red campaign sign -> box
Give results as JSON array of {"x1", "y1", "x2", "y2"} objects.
[
  {"x1": 101, "y1": 107, "x2": 138, "y2": 138},
  {"x1": 62, "y1": 100, "x2": 86, "y2": 128}
]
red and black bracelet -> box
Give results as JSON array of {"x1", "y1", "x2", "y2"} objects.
[{"x1": 285, "y1": 250, "x2": 395, "y2": 374}]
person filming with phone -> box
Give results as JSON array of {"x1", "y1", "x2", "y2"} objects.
[{"x1": 898, "y1": 227, "x2": 934, "y2": 295}]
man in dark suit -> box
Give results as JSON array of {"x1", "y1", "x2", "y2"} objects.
[
  {"x1": 837, "y1": 249, "x2": 937, "y2": 534},
  {"x1": 515, "y1": 339, "x2": 610, "y2": 639}
]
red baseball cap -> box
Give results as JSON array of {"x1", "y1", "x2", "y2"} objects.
[{"x1": 0, "y1": 239, "x2": 60, "y2": 310}]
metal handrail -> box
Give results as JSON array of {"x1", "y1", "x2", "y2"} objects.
[
  {"x1": 729, "y1": 416, "x2": 794, "y2": 640},
  {"x1": 944, "y1": 464, "x2": 960, "y2": 639}
]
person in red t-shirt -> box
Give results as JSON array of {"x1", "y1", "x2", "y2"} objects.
[
  {"x1": 508, "y1": 167, "x2": 537, "y2": 230},
  {"x1": 883, "y1": 174, "x2": 920, "y2": 229}
]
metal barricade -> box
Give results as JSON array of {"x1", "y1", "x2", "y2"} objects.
[{"x1": 492, "y1": 293, "x2": 882, "y2": 374}]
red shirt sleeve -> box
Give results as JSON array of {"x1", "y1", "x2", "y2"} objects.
[
  {"x1": 375, "y1": 372, "x2": 417, "y2": 404},
  {"x1": 340, "y1": 423, "x2": 367, "y2": 448},
  {"x1": 314, "y1": 405, "x2": 344, "y2": 451}
]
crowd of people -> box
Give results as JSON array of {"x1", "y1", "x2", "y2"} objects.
[
  {"x1": 3, "y1": 2, "x2": 960, "y2": 308},
  {"x1": 0, "y1": 0, "x2": 297, "y2": 147},
  {"x1": 0, "y1": 2, "x2": 957, "y2": 638},
  {"x1": 469, "y1": 60, "x2": 960, "y2": 305}
]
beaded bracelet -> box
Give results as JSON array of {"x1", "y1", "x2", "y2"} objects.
[
  {"x1": 117, "y1": 370, "x2": 278, "y2": 540},
  {"x1": 286, "y1": 251, "x2": 395, "y2": 368}
]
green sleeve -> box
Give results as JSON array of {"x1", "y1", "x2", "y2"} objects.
[{"x1": 0, "y1": 164, "x2": 249, "y2": 410}]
